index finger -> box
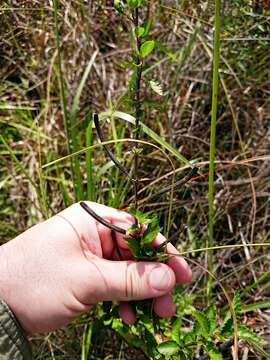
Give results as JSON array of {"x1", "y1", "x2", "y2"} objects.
[{"x1": 153, "y1": 233, "x2": 192, "y2": 284}]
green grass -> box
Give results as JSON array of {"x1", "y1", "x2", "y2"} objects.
[
  {"x1": 207, "y1": 0, "x2": 221, "y2": 301},
  {"x1": 70, "y1": 51, "x2": 98, "y2": 200},
  {"x1": 86, "y1": 114, "x2": 95, "y2": 201}
]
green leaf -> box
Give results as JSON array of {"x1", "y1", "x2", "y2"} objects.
[
  {"x1": 132, "y1": 147, "x2": 143, "y2": 155},
  {"x1": 140, "y1": 121, "x2": 192, "y2": 165},
  {"x1": 178, "y1": 351, "x2": 187, "y2": 360},
  {"x1": 128, "y1": 71, "x2": 137, "y2": 92},
  {"x1": 238, "y1": 325, "x2": 267, "y2": 346},
  {"x1": 149, "y1": 80, "x2": 164, "y2": 96},
  {"x1": 126, "y1": 223, "x2": 139, "y2": 235},
  {"x1": 135, "y1": 20, "x2": 152, "y2": 38},
  {"x1": 141, "y1": 216, "x2": 161, "y2": 248},
  {"x1": 221, "y1": 291, "x2": 242, "y2": 335},
  {"x1": 157, "y1": 340, "x2": 179, "y2": 356},
  {"x1": 132, "y1": 209, "x2": 152, "y2": 225},
  {"x1": 102, "y1": 315, "x2": 113, "y2": 326},
  {"x1": 127, "y1": 0, "x2": 143, "y2": 9},
  {"x1": 248, "y1": 341, "x2": 270, "y2": 360},
  {"x1": 183, "y1": 331, "x2": 195, "y2": 344},
  {"x1": 145, "y1": 328, "x2": 159, "y2": 358},
  {"x1": 206, "y1": 304, "x2": 217, "y2": 332},
  {"x1": 205, "y1": 343, "x2": 222, "y2": 360},
  {"x1": 111, "y1": 318, "x2": 123, "y2": 331},
  {"x1": 233, "y1": 291, "x2": 242, "y2": 321},
  {"x1": 220, "y1": 317, "x2": 233, "y2": 337},
  {"x1": 136, "y1": 26, "x2": 145, "y2": 38},
  {"x1": 140, "y1": 40, "x2": 155, "y2": 58},
  {"x1": 157, "y1": 41, "x2": 177, "y2": 61},
  {"x1": 99, "y1": 110, "x2": 192, "y2": 166},
  {"x1": 124, "y1": 236, "x2": 141, "y2": 258},
  {"x1": 171, "y1": 318, "x2": 182, "y2": 344},
  {"x1": 192, "y1": 310, "x2": 211, "y2": 338},
  {"x1": 241, "y1": 300, "x2": 270, "y2": 313},
  {"x1": 114, "y1": 0, "x2": 125, "y2": 13},
  {"x1": 142, "y1": 20, "x2": 152, "y2": 38}
]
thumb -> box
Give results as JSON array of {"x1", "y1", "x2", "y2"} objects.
[{"x1": 93, "y1": 257, "x2": 176, "y2": 302}]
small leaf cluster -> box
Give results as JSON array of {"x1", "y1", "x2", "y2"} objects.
[
  {"x1": 122, "y1": 214, "x2": 267, "y2": 358},
  {"x1": 156, "y1": 304, "x2": 222, "y2": 360},
  {"x1": 220, "y1": 292, "x2": 267, "y2": 348},
  {"x1": 114, "y1": 0, "x2": 164, "y2": 113},
  {"x1": 113, "y1": 0, "x2": 146, "y2": 14},
  {"x1": 124, "y1": 209, "x2": 166, "y2": 260},
  {"x1": 96, "y1": 227, "x2": 268, "y2": 359},
  {"x1": 127, "y1": 0, "x2": 144, "y2": 10},
  {"x1": 155, "y1": 292, "x2": 268, "y2": 359}
]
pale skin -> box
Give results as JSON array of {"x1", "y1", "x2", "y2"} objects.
[{"x1": 0, "y1": 202, "x2": 192, "y2": 334}]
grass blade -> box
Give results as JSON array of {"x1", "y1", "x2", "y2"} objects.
[
  {"x1": 0, "y1": 134, "x2": 37, "y2": 191},
  {"x1": 207, "y1": 0, "x2": 221, "y2": 300},
  {"x1": 86, "y1": 114, "x2": 94, "y2": 201},
  {"x1": 99, "y1": 110, "x2": 192, "y2": 166},
  {"x1": 70, "y1": 50, "x2": 98, "y2": 200}
]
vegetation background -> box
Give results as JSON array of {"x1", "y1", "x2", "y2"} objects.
[{"x1": 0, "y1": 0, "x2": 269, "y2": 359}]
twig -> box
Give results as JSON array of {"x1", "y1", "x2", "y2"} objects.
[
  {"x1": 147, "y1": 167, "x2": 198, "y2": 201},
  {"x1": 111, "y1": 230, "x2": 124, "y2": 261},
  {"x1": 93, "y1": 113, "x2": 130, "y2": 177},
  {"x1": 80, "y1": 202, "x2": 126, "y2": 260},
  {"x1": 80, "y1": 201, "x2": 127, "y2": 234},
  {"x1": 80, "y1": 201, "x2": 169, "y2": 259}
]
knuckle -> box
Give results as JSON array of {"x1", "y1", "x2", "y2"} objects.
[{"x1": 125, "y1": 262, "x2": 140, "y2": 299}]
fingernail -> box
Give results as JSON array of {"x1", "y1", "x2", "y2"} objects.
[{"x1": 148, "y1": 266, "x2": 173, "y2": 291}]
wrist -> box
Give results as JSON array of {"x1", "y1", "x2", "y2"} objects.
[
  {"x1": 0, "y1": 238, "x2": 36, "y2": 334},
  {"x1": 0, "y1": 243, "x2": 10, "y2": 303},
  {"x1": 0, "y1": 299, "x2": 32, "y2": 357},
  {"x1": 0, "y1": 240, "x2": 25, "y2": 327}
]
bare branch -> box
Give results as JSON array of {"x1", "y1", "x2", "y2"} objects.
[
  {"x1": 80, "y1": 201, "x2": 127, "y2": 234},
  {"x1": 93, "y1": 113, "x2": 130, "y2": 177},
  {"x1": 148, "y1": 167, "x2": 198, "y2": 201}
]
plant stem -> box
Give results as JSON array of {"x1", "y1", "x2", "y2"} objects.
[
  {"x1": 80, "y1": 202, "x2": 126, "y2": 234},
  {"x1": 207, "y1": 0, "x2": 221, "y2": 301},
  {"x1": 94, "y1": 113, "x2": 130, "y2": 177},
  {"x1": 147, "y1": 167, "x2": 198, "y2": 201},
  {"x1": 133, "y1": 8, "x2": 143, "y2": 213},
  {"x1": 86, "y1": 114, "x2": 94, "y2": 201}
]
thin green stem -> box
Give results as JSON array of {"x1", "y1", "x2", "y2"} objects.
[
  {"x1": 207, "y1": 0, "x2": 221, "y2": 301},
  {"x1": 179, "y1": 242, "x2": 270, "y2": 256},
  {"x1": 70, "y1": 53, "x2": 98, "y2": 200},
  {"x1": 52, "y1": 0, "x2": 78, "y2": 200},
  {"x1": 86, "y1": 114, "x2": 94, "y2": 201},
  {"x1": 133, "y1": 8, "x2": 142, "y2": 213}
]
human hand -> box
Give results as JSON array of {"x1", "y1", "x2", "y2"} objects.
[{"x1": 0, "y1": 202, "x2": 192, "y2": 334}]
